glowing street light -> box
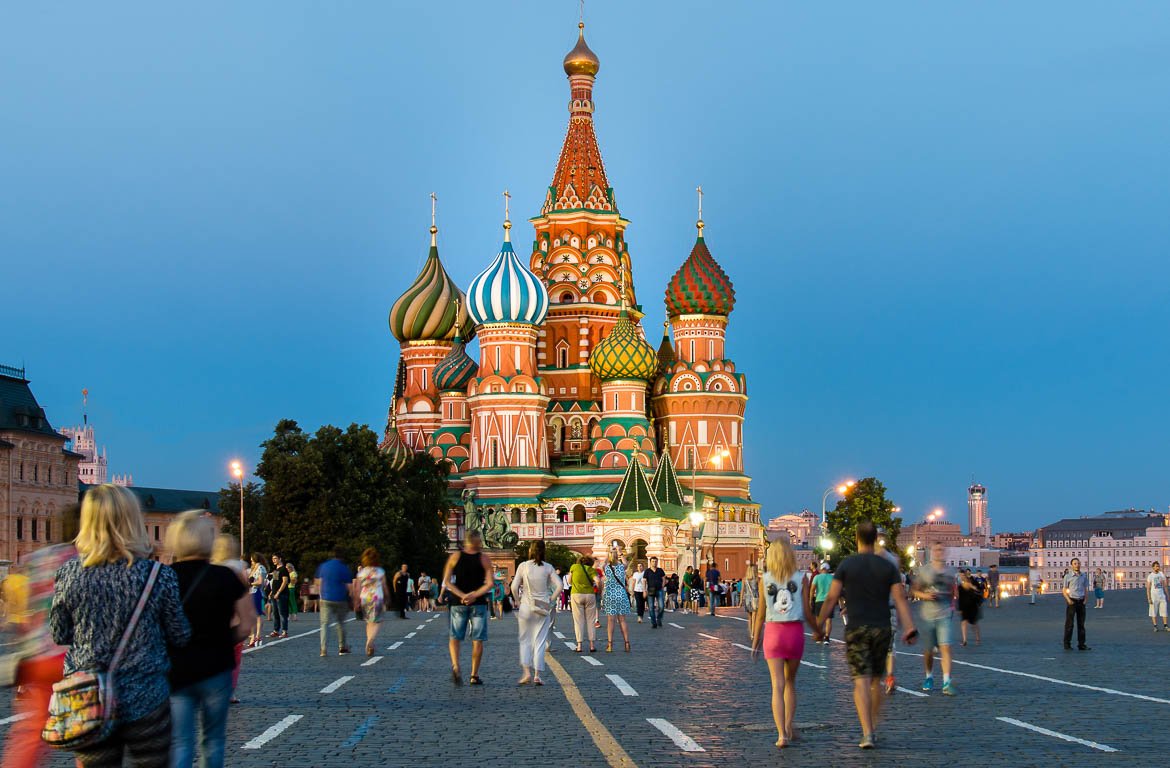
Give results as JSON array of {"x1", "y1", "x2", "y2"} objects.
[
  {"x1": 230, "y1": 460, "x2": 245, "y2": 558},
  {"x1": 688, "y1": 448, "x2": 732, "y2": 569}
]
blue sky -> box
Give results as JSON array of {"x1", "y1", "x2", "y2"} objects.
[{"x1": 3, "y1": 2, "x2": 1167, "y2": 532}]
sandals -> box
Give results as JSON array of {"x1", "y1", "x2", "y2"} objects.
[
  {"x1": 469, "y1": 675, "x2": 484, "y2": 686},
  {"x1": 575, "y1": 644, "x2": 582, "y2": 653},
  {"x1": 624, "y1": 641, "x2": 631, "y2": 652},
  {"x1": 533, "y1": 677, "x2": 543, "y2": 686},
  {"x1": 451, "y1": 668, "x2": 462, "y2": 686},
  {"x1": 365, "y1": 642, "x2": 374, "y2": 656},
  {"x1": 605, "y1": 642, "x2": 613, "y2": 653},
  {"x1": 589, "y1": 645, "x2": 596, "y2": 653}
]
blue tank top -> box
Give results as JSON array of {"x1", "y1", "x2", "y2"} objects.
[{"x1": 763, "y1": 572, "x2": 806, "y2": 623}]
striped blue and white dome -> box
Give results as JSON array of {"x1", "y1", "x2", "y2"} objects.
[{"x1": 466, "y1": 234, "x2": 550, "y2": 326}]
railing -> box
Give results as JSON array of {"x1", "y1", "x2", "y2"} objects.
[{"x1": 0, "y1": 364, "x2": 26, "y2": 379}]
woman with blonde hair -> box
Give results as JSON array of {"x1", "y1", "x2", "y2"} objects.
[
  {"x1": 750, "y1": 535, "x2": 818, "y2": 749},
  {"x1": 211, "y1": 534, "x2": 248, "y2": 705},
  {"x1": 167, "y1": 512, "x2": 254, "y2": 768},
  {"x1": 50, "y1": 484, "x2": 191, "y2": 767},
  {"x1": 510, "y1": 540, "x2": 562, "y2": 685},
  {"x1": 356, "y1": 547, "x2": 390, "y2": 656}
]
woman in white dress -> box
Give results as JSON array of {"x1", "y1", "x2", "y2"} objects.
[{"x1": 510, "y1": 540, "x2": 563, "y2": 685}]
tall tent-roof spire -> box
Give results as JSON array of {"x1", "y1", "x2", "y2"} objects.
[
  {"x1": 651, "y1": 441, "x2": 686, "y2": 508},
  {"x1": 608, "y1": 451, "x2": 662, "y2": 516}
]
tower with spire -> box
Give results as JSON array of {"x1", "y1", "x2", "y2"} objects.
[{"x1": 380, "y1": 16, "x2": 760, "y2": 579}]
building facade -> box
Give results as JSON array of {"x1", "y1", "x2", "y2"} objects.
[
  {"x1": 968, "y1": 482, "x2": 990, "y2": 542},
  {"x1": 60, "y1": 398, "x2": 133, "y2": 488},
  {"x1": 381, "y1": 22, "x2": 763, "y2": 577},
  {"x1": 0, "y1": 365, "x2": 83, "y2": 568},
  {"x1": 1030, "y1": 510, "x2": 1170, "y2": 590},
  {"x1": 766, "y1": 511, "x2": 820, "y2": 546}
]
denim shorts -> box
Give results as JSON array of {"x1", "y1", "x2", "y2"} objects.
[
  {"x1": 920, "y1": 613, "x2": 953, "y2": 650},
  {"x1": 449, "y1": 604, "x2": 489, "y2": 642}
]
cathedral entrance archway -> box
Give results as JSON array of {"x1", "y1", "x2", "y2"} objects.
[
  {"x1": 572, "y1": 504, "x2": 586, "y2": 523},
  {"x1": 629, "y1": 538, "x2": 648, "y2": 564}
]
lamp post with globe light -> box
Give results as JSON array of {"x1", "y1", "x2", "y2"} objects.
[
  {"x1": 688, "y1": 447, "x2": 731, "y2": 566},
  {"x1": 819, "y1": 481, "x2": 854, "y2": 559},
  {"x1": 230, "y1": 461, "x2": 245, "y2": 558}
]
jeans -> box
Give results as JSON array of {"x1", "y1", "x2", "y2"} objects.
[
  {"x1": 170, "y1": 670, "x2": 233, "y2": 768},
  {"x1": 1064, "y1": 598, "x2": 1087, "y2": 647},
  {"x1": 708, "y1": 588, "x2": 717, "y2": 615},
  {"x1": 272, "y1": 593, "x2": 290, "y2": 633},
  {"x1": 648, "y1": 591, "x2": 664, "y2": 627},
  {"x1": 320, "y1": 599, "x2": 350, "y2": 653}
]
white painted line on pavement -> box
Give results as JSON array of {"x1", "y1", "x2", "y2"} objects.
[
  {"x1": 0, "y1": 713, "x2": 30, "y2": 726},
  {"x1": 581, "y1": 656, "x2": 603, "y2": 666},
  {"x1": 416, "y1": 624, "x2": 425, "y2": 630},
  {"x1": 319, "y1": 675, "x2": 354, "y2": 694},
  {"x1": 647, "y1": 718, "x2": 705, "y2": 752},
  {"x1": 388, "y1": 641, "x2": 404, "y2": 650},
  {"x1": 606, "y1": 674, "x2": 639, "y2": 696},
  {"x1": 405, "y1": 632, "x2": 417, "y2": 639},
  {"x1": 895, "y1": 651, "x2": 1170, "y2": 705},
  {"x1": 668, "y1": 623, "x2": 685, "y2": 629},
  {"x1": 697, "y1": 632, "x2": 721, "y2": 641},
  {"x1": 242, "y1": 619, "x2": 356, "y2": 654},
  {"x1": 996, "y1": 717, "x2": 1118, "y2": 753},
  {"x1": 554, "y1": 631, "x2": 566, "y2": 639},
  {"x1": 242, "y1": 715, "x2": 303, "y2": 749},
  {"x1": 362, "y1": 656, "x2": 384, "y2": 667},
  {"x1": 564, "y1": 641, "x2": 577, "y2": 650},
  {"x1": 732, "y1": 642, "x2": 753, "y2": 651},
  {"x1": 800, "y1": 660, "x2": 827, "y2": 669},
  {"x1": 896, "y1": 686, "x2": 928, "y2": 698},
  {"x1": 720, "y1": 615, "x2": 749, "y2": 623}
]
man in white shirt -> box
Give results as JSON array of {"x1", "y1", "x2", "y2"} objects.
[
  {"x1": 630, "y1": 563, "x2": 647, "y2": 623},
  {"x1": 560, "y1": 568, "x2": 572, "y2": 611},
  {"x1": 1147, "y1": 562, "x2": 1168, "y2": 632}
]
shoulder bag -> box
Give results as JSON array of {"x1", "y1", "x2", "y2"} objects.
[
  {"x1": 42, "y1": 561, "x2": 162, "y2": 751},
  {"x1": 525, "y1": 564, "x2": 552, "y2": 617}
]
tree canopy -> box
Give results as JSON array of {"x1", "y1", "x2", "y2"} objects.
[
  {"x1": 513, "y1": 540, "x2": 580, "y2": 572},
  {"x1": 218, "y1": 419, "x2": 450, "y2": 578},
  {"x1": 822, "y1": 476, "x2": 904, "y2": 568}
]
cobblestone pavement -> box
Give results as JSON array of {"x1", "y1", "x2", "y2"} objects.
[{"x1": 7, "y1": 590, "x2": 1170, "y2": 767}]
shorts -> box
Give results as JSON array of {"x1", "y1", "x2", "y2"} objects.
[
  {"x1": 920, "y1": 613, "x2": 953, "y2": 650},
  {"x1": 449, "y1": 603, "x2": 489, "y2": 642},
  {"x1": 1151, "y1": 598, "x2": 1168, "y2": 619},
  {"x1": 812, "y1": 601, "x2": 833, "y2": 619},
  {"x1": 763, "y1": 621, "x2": 805, "y2": 660},
  {"x1": 844, "y1": 625, "x2": 892, "y2": 678}
]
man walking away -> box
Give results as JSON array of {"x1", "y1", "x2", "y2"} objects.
[
  {"x1": 269, "y1": 554, "x2": 291, "y2": 638},
  {"x1": 811, "y1": 563, "x2": 834, "y2": 643},
  {"x1": 1147, "y1": 562, "x2": 1169, "y2": 631},
  {"x1": 442, "y1": 531, "x2": 494, "y2": 686},
  {"x1": 814, "y1": 520, "x2": 917, "y2": 749},
  {"x1": 987, "y1": 565, "x2": 1001, "y2": 608},
  {"x1": 393, "y1": 564, "x2": 410, "y2": 620},
  {"x1": 315, "y1": 547, "x2": 352, "y2": 656},
  {"x1": 913, "y1": 544, "x2": 956, "y2": 695},
  {"x1": 630, "y1": 562, "x2": 647, "y2": 623},
  {"x1": 1062, "y1": 558, "x2": 1090, "y2": 650},
  {"x1": 706, "y1": 562, "x2": 722, "y2": 616},
  {"x1": 644, "y1": 557, "x2": 666, "y2": 629}
]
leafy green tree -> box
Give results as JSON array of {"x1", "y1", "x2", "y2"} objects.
[
  {"x1": 514, "y1": 540, "x2": 579, "y2": 572},
  {"x1": 823, "y1": 477, "x2": 904, "y2": 567}
]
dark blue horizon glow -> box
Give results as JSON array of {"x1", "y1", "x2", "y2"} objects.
[{"x1": 3, "y1": 2, "x2": 1168, "y2": 532}]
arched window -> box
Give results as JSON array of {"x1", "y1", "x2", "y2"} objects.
[
  {"x1": 572, "y1": 505, "x2": 587, "y2": 523},
  {"x1": 556, "y1": 507, "x2": 568, "y2": 523},
  {"x1": 525, "y1": 508, "x2": 538, "y2": 524},
  {"x1": 511, "y1": 508, "x2": 522, "y2": 524},
  {"x1": 560, "y1": 292, "x2": 574, "y2": 304}
]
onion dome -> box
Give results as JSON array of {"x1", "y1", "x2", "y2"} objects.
[
  {"x1": 380, "y1": 359, "x2": 411, "y2": 470},
  {"x1": 389, "y1": 225, "x2": 474, "y2": 343},
  {"x1": 655, "y1": 322, "x2": 676, "y2": 378},
  {"x1": 664, "y1": 226, "x2": 736, "y2": 318},
  {"x1": 589, "y1": 309, "x2": 658, "y2": 381},
  {"x1": 433, "y1": 322, "x2": 478, "y2": 392},
  {"x1": 563, "y1": 22, "x2": 600, "y2": 77},
  {"x1": 467, "y1": 219, "x2": 550, "y2": 326}
]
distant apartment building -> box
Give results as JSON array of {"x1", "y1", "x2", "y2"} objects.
[
  {"x1": 899, "y1": 520, "x2": 981, "y2": 562},
  {"x1": 990, "y1": 531, "x2": 1034, "y2": 552},
  {"x1": 79, "y1": 484, "x2": 219, "y2": 561},
  {"x1": 1030, "y1": 510, "x2": 1170, "y2": 589},
  {"x1": 765, "y1": 510, "x2": 819, "y2": 546},
  {"x1": 0, "y1": 365, "x2": 83, "y2": 567}
]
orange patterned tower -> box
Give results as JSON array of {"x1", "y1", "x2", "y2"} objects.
[
  {"x1": 654, "y1": 194, "x2": 751, "y2": 502},
  {"x1": 529, "y1": 22, "x2": 646, "y2": 464}
]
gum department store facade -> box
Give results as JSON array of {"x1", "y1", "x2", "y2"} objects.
[{"x1": 380, "y1": 23, "x2": 764, "y2": 577}]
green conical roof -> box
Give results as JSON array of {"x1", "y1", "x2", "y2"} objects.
[
  {"x1": 651, "y1": 445, "x2": 686, "y2": 508},
  {"x1": 608, "y1": 455, "x2": 661, "y2": 516}
]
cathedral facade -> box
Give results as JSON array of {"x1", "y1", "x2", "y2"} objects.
[{"x1": 382, "y1": 22, "x2": 763, "y2": 578}]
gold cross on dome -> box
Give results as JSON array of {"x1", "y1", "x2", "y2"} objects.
[
  {"x1": 503, "y1": 188, "x2": 511, "y2": 220},
  {"x1": 696, "y1": 185, "x2": 703, "y2": 220},
  {"x1": 430, "y1": 192, "x2": 437, "y2": 228}
]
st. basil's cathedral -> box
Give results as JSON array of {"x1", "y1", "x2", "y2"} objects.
[{"x1": 381, "y1": 22, "x2": 763, "y2": 578}]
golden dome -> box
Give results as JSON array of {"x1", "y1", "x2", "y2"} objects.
[{"x1": 563, "y1": 22, "x2": 600, "y2": 77}]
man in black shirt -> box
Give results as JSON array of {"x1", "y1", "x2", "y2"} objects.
[
  {"x1": 644, "y1": 557, "x2": 666, "y2": 628},
  {"x1": 269, "y1": 554, "x2": 291, "y2": 638},
  {"x1": 814, "y1": 520, "x2": 917, "y2": 750}
]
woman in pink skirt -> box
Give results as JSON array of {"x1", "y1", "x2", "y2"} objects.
[{"x1": 751, "y1": 536, "x2": 819, "y2": 749}]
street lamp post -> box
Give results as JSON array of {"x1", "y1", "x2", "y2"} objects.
[
  {"x1": 819, "y1": 480, "x2": 854, "y2": 557},
  {"x1": 689, "y1": 446, "x2": 730, "y2": 567},
  {"x1": 231, "y1": 461, "x2": 245, "y2": 558}
]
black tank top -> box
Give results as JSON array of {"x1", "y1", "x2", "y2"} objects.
[{"x1": 452, "y1": 551, "x2": 488, "y2": 605}]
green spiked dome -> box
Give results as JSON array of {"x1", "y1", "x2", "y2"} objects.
[
  {"x1": 589, "y1": 310, "x2": 658, "y2": 381},
  {"x1": 389, "y1": 233, "x2": 474, "y2": 343},
  {"x1": 664, "y1": 234, "x2": 735, "y2": 318}
]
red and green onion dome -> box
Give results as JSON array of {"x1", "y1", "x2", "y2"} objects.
[
  {"x1": 664, "y1": 234, "x2": 736, "y2": 318},
  {"x1": 433, "y1": 328, "x2": 478, "y2": 392},
  {"x1": 589, "y1": 310, "x2": 658, "y2": 381},
  {"x1": 379, "y1": 413, "x2": 411, "y2": 471},
  {"x1": 389, "y1": 237, "x2": 474, "y2": 343}
]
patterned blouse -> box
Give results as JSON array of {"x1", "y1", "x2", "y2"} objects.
[{"x1": 50, "y1": 557, "x2": 191, "y2": 722}]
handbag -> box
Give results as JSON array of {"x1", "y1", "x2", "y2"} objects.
[
  {"x1": 525, "y1": 565, "x2": 551, "y2": 617},
  {"x1": 41, "y1": 561, "x2": 161, "y2": 751}
]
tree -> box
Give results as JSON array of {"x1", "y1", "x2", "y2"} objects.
[
  {"x1": 514, "y1": 540, "x2": 579, "y2": 572},
  {"x1": 823, "y1": 477, "x2": 904, "y2": 568}
]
